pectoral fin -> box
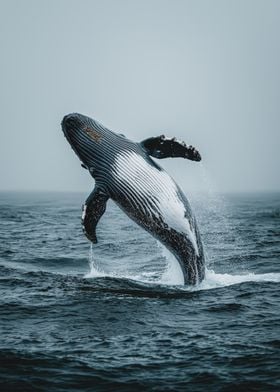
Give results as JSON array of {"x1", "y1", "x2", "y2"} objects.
[
  {"x1": 140, "y1": 135, "x2": 201, "y2": 161},
  {"x1": 81, "y1": 188, "x2": 109, "y2": 243}
]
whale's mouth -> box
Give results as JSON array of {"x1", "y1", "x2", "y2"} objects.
[
  {"x1": 61, "y1": 113, "x2": 98, "y2": 168},
  {"x1": 61, "y1": 114, "x2": 81, "y2": 158},
  {"x1": 61, "y1": 113, "x2": 83, "y2": 142}
]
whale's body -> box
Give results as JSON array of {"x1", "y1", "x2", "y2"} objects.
[{"x1": 62, "y1": 113, "x2": 205, "y2": 284}]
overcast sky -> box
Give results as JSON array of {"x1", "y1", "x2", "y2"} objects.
[{"x1": 0, "y1": 0, "x2": 279, "y2": 193}]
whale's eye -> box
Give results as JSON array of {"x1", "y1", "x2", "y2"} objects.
[{"x1": 84, "y1": 127, "x2": 102, "y2": 143}]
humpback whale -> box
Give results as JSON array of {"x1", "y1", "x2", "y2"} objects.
[{"x1": 62, "y1": 113, "x2": 205, "y2": 284}]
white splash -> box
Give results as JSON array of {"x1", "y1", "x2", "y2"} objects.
[
  {"x1": 83, "y1": 242, "x2": 280, "y2": 291},
  {"x1": 84, "y1": 243, "x2": 106, "y2": 278},
  {"x1": 158, "y1": 242, "x2": 185, "y2": 285},
  {"x1": 191, "y1": 268, "x2": 280, "y2": 291}
]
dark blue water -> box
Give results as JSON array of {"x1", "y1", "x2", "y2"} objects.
[{"x1": 0, "y1": 191, "x2": 279, "y2": 391}]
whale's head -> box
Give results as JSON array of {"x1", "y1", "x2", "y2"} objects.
[{"x1": 62, "y1": 113, "x2": 106, "y2": 173}]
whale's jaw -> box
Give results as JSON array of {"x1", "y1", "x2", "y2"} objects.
[{"x1": 61, "y1": 113, "x2": 114, "y2": 177}]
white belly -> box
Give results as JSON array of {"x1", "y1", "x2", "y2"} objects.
[{"x1": 112, "y1": 151, "x2": 199, "y2": 255}]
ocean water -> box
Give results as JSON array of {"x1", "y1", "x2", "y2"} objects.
[{"x1": 0, "y1": 191, "x2": 279, "y2": 391}]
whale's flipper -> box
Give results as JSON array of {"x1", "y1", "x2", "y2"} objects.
[
  {"x1": 81, "y1": 188, "x2": 109, "y2": 243},
  {"x1": 140, "y1": 135, "x2": 201, "y2": 161}
]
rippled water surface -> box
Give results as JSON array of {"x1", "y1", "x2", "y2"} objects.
[{"x1": 0, "y1": 191, "x2": 279, "y2": 391}]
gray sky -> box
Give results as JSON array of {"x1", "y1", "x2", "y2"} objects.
[{"x1": 0, "y1": 0, "x2": 279, "y2": 193}]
